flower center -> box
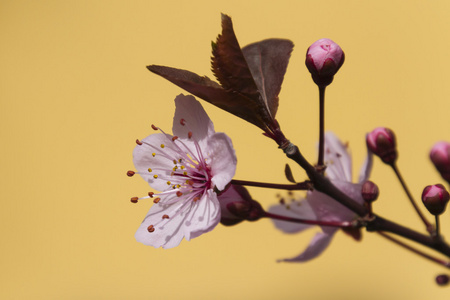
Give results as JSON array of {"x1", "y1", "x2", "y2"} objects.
[{"x1": 129, "y1": 120, "x2": 214, "y2": 207}]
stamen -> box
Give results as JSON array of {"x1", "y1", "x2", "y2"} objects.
[
  {"x1": 172, "y1": 136, "x2": 178, "y2": 141},
  {"x1": 160, "y1": 144, "x2": 165, "y2": 148},
  {"x1": 153, "y1": 175, "x2": 158, "y2": 179},
  {"x1": 153, "y1": 197, "x2": 161, "y2": 203},
  {"x1": 147, "y1": 225, "x2": 155, "y2": 232},
  {"x1": 173, "y1": 160, "x2": 177, "y2": 164},
  {"x1": 162, "y1": 214, "x2": 170, "y2": 219},
  {"x1": 180, "y1": 118, "x2": 186, "y2": 126},
  {"x1": 167, "y1": 181, "x2": 171, "y2": 185},
  {"x1": 136, "y1": 139, "x2": 143, "y2": 145},
  {"x1": 130, "y1": 197, "x2": 139, "y2": 203},
  {"x1": 176, "y1": 191, "x2": 183, "y2": 197},
  {"x1": 151, "y1": 124, "x2": 158, "y2": 131},
  {"x1": 152, "y1": 153, "x2": 156, "y2": 157},
  {"x1": 148, "y1": 192, "x2": 154, "y2": 198},
  {"x1": 148, "y1": 168, "x2": 152, "y2": 172},
  {"x1": 193, "y1": 196, "x2": 200, "y2": 202},
  {"x1": 127, "y1": 170, "x2": 135, "y2": 177},
  {"x1": 188, "y1": 132, "x2": 193, "y2": 139}
]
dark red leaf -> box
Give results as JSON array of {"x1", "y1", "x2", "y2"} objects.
[
  {"x1": 147, "y1": 65, "x2": 268, "y2": 130},
  {"x1": 242, "y1": 39, "x2": 294, "y2": 119},
  {"x1": 211, "y1": 14, "x2": 261, "y2": 101}
]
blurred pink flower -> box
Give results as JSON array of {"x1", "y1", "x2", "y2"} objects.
[
  {"x1": 133, "y1": 94, "x2": 237, "y2": 248},
  {"x1": 269, "y1": 132, "x2": 372, "y2": 262}
]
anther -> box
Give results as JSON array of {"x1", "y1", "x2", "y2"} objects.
[
  {"x1": 153, "y1": 197, "x2": 161, "y2": 203},
  {"x1": 153, "y1": 175, "x2": 158, "y2": 179},
  {"x1": 148, "y1": 168, "x2": 152, "y2": 172},
  {"x1": 173, "y1": 160, "x2": 177, "y2": 164},
  {"x1": 167, "y1": 181, "x2": 171, "y2": 185},
  {"x1": 172, "y1": 136, "x2": 178, "y2": 142},
  {"x1": 127, "y1": 170, "x2": 135, "y2": 177},
  {"x1": 193, "y1": 196, "x2": 200, "y2": 202},
  {"x1": 136, "y1": 139, "x2": 143, "y2": 145},
  {"x1": 130, "y1": 197, "x2": 139, "y2": 203},
  {"x1": 160, "y1": 144, "x2": 165, "y2": 148},
  {"x1": 188, "y1": 132, "x2": 193, "y2": 139},
  {"x1": 176, "y1": 191, "x2": 183, "y2": 197},
  {"x1": 151, "y1": 124, "x2": 158, "y2": 131},
  {"x1": 148, "y1": 192, "x2": 154, "y2": 198},
  {"x1": 162, "y1": 214, "x2": 170, "y2": 219},
  {"x1": 152, "y1": 153, "x2": 156, "y2": 157},
  {"x1": 180, "y1": 118, "x2": 186, "y2": 126},
  {"x1": 147, "y1": 225, "x2": 155, "y2": 232}
]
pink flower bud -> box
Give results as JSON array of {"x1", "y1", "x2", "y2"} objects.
[
  {"x1": 219, "y1": 185, "x2": 264, "y2": 226},
  {"x1": 430, "y1": 141, "x2": 450, "y2": 183},
  {"x1": 366, "y1": 127, "x2": 397, "y2": 164},
  {"x1": 361, "y1": 181, "x2": 379, "y2": 203},
  {"x1": 421, "y1": 184, "x2": 450, "y2": 216},
  {"x1": 436, "y1": 274, "x2": 450, "y2": 286},
  {"x1": 305, "y1": 38, "x2": 345, "y2": 87}
]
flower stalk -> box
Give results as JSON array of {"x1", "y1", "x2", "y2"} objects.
[
  {"x1": 230, "y1": 179, "x2": 312, "y2": 191},
  {"x1": 391, "y1": 163, "x2": 433, "y2": 233}
]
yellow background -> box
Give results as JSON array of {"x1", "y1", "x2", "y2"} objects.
[{"x1": 2, "y1": 0, "x2": 450, "y2": 299}]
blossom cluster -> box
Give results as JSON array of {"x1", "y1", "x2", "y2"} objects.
[{"x1": 127, "y1": 14, "x2": 450, "y2": 285}]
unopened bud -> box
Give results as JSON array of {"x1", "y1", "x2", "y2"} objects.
[
  {"x1": 366, "y1": 127, "x2": 397, "y2": 164},
  {"x1": 305, "y1": 38, "x2": 345, "y2": 87},
  {"x1": 422, "y1": 184, "x2": 450, "y2": 215},
  {"x1": 436, "y1": 274, "x2": 449, "y2": 286},
  {"x1": 430, "y1": 141, "x2": 450, "y2": 183},
  {"x1": 219, "y1": 185, "x2": 264, "y2": 226},
  {"x1": 361, "y1": 181, "x2": 379, "y2": 203}
]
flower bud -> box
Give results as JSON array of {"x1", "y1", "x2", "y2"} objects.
[
  {"x1": 430, "y1": 141, "x2": 450, "y2": 183},
  {"x1": 361, "y1": 181, "x2": 379, "y2": 203},
  {"x1": 305, "y1": 38, "x2": 345, "y2": 87},
  {"x1": 366, "y1": 127, "x2": 397, "y2": 164},
  {"x1": 421, "y1": 184, "x2": 450, "y2": 216},
  {"x1": 219, "y1": 185, "x2": 264, "y2": 226},
  {"x1": 436, "y1": 274, "x2": 450, "y2": 286}
]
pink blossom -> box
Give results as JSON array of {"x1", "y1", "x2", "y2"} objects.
[
  {"x1": 133, "y1": 94, "x2": 237, "y2": 248},
  {"x1": 269, "y1": 132, "x2": 373, "y2": 262}
]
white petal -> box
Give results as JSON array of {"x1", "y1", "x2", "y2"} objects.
[
  {"x1": 280, "y1": 232, "x2": 334, "y2": 262},
  {"x1": 207, "y1": 132, "x2": 237, "y2": 191},
  {"x1": 133, "y1": 133, "x2": 182, "y2": 191},
  {"x1": 306, "y1": 188, "x2": 355, "y2": 234},
  {"x1": 268, "y1": 199, "x2": 316, "y2": 234},
  {"x1": 185, "y1": 189, "x2": 221, "y2": 240},
  {"x1": 172, "y1": 94, "x2": 215, "y2": 144},
  {"x1": 135, "y1": 197, "x2": 187, "y2": 249},
  {"x1": 323, "y1": 131, "x2": 352, "y2": 182},
  {"x1": 358, "y1": 142, "x2": 374, "y2": 183},
  {"x1": 135, "y1": 190, "x2": 220, "y2": 249}
]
